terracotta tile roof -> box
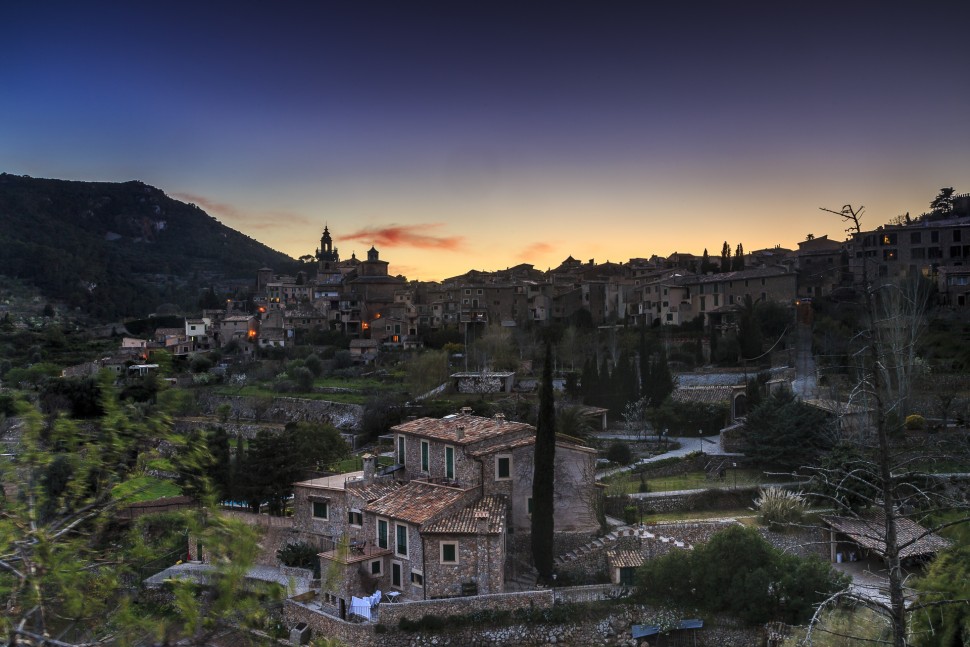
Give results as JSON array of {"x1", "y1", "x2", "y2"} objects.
[
  {"x1": 468, "y1": 436, "x2": 535, "y2": 457},
  {"x1": 422, "y1": 496, "x2": 507, "y2": 535},
  {"x1": 803, "y1": 398, "x2": 872, "y2": 416},
  {"x1": 348, "y1": 480, "x2": 402, "y2": 503},
  {"x1": 606, "y1": 549, "x2": 645, "y2": 569},
  {"x1": 821, "y1": 512, "x2": 951, "y2": 559},
  {"x1": 392, "y1": 414, "x2": 533, "y2": 446},
  {"x1": 364, "y1": 481, "x2": 467, "y2": 525}
]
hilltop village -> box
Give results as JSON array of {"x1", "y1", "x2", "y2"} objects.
[{"x1": 2, "y1": 192, "x2": 970, "y2": 647}]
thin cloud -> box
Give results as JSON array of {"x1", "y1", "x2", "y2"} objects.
[
  {"x1": 517, "y1": 242, "x2": 555, "y2": 260},
  {"x1": 344, "y1": 223, "x2": 465, "y2": 251},
  {"x1": 172, "y1": 192, "x2": 310, "y2": 229}
]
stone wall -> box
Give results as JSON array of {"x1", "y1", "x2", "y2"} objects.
[
  {"x1": 173, "y1": 417, "x2": 285, "y2": 440},
  {"x1": 377, "y1": 589, "x2": 554, "y2": 626},
  {"x1": 615, "y1": 485, "x2": 759, "y2": 515},
  {"x1": 283, "y1": 597, "x2": 762, "y2": 647},
  {"x1": 196, "y1": 393, "x2": 363, "y2": 429}
]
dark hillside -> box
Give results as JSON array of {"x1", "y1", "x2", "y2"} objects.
[{"x1": 0, "y1": 173, "x2": 299, "y2": 320}]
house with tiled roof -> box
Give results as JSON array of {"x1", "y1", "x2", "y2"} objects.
[{"x1": 289, "y1": 411, "x2": 600, "y2": 620}]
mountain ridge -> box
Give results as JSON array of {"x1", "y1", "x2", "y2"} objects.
[{"x1": 0, "y1": 173, "x2": 300, "y2": 320}]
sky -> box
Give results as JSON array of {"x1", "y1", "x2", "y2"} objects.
[{"x1": 3, "y1": 2, "x2": 970, "y2": 281}]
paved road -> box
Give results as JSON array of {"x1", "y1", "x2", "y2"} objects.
[
  {"x1": 792, "y1": 321, "x2": 818, "y2": 399},
  {"x1": 596, "y1": 435, "x2": 732, "y2": 479}
]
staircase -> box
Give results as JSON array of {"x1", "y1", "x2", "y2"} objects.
[{"x1": 553, "y1": 525, "x2": 691, "y2": 568}]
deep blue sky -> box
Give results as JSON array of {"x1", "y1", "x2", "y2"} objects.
[{"x1": 4, "y1": 2, "x2": 969, "y2": 279}]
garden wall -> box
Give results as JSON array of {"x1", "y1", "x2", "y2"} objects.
[
  {"x1": 196, "y1": 393, "x2": 363, "y2": 429},
  {"x1": 283, "y1": 597, "x2": 762, "y2": 647}
]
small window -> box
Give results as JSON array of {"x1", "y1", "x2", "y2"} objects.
[
  {"x1": 370, "y1": 560, "x2": 382, "y2": 576},
  {"x1": 411, "y1": 570, "x2": 424, "y2": 587},
  {"x1": 496, "y1": 455, "x2": 511, "y2": 480},
  {"x1": 348, "y1": 510, "x2": 363, "y2": 526},
  {"x1": 312, "y1": 501, "x2": 328, "y2": 519},
  {"x1": 421, "y1": 440, "x2": 430, "y2": 472},
  {"x1": 377, "y1": 518, "x2": 389, "y2": 549},
  {"x1": 440, "y1": 542, "x2": 458, "y2": 564},
  {"x1": 527, "y1": 497, "x2": 534, "y2": 515},
  {"x1": 397, "y1": 435, "x2": 406, "y2": 465},
  {"x1": 396, "y1": 524, "x2": 408, "y2": 557},
  {"x1": 445, "y1": 446, "x2": 455, "y2": 479}
]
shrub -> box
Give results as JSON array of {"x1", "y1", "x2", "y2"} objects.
[
  {"x1": 623, "y1": 505, "x2": 639, "y2": 525},
  {"x1": 755, "y1": 486, "x2": 807, "y2": 528},
  {"x1": 905, "y1": 414, "x2": 927, "y2": 430},
  {"x1": 607, "y1": 441, "x2": 633, "y2": 465},
  {"x1": 276, "y1": 541, "x2": 321, "y2": 578}
]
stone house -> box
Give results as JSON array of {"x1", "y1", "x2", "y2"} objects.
[{"x1": 289, "y1": 412, "x2": 600, "y2": 620}]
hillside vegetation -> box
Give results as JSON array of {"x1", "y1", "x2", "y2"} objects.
[{"x1": 0, "y1": 173, "x2": 299, "y2": 320}]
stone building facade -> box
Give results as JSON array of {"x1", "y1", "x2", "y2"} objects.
[{"x1": 288, "y1": 412, "x2": 601, "y2": 621}]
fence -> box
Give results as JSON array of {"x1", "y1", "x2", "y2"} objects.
[{"x1": 552, "y1": 583, "x2": 633, "y2": 604}]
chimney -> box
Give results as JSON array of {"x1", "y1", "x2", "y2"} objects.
[
  {"x1": 362, "y1": 453, "x2": 376, "y2": 483},
  {"x1": 456, "y1": 425, "x2": 465, "y2": 441},
  {"x1": 493, "y1": 413, "x2": 505, "y2": 423},
  {"x1": 460, "y1": 406, "x2": 473, "y2": 415},
  {"x1": 474, "y1": 510, "x2": 489, "y2": 534}
]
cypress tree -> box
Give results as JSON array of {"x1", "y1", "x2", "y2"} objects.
[{"x1": 531, "y1": 342, "x2": 556, "y2": 581}]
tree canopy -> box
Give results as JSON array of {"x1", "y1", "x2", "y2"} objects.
[{"x1": 637, "y1": 525, "x2": 848, "y2": 625}]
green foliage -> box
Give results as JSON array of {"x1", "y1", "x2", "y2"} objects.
[
  {"x1": 742, "y1": 388, "x2": 834, "y2": 470},
  {"x1": 754, "y1": 486, "x2": 808, "y2": 528},
  {"x1": 0, "y1": 175, "x2": 297, "y2": 320},
  {"x1": 623, "y1": 505, "x2": 639, "y2": 525},
  {"x1": 637, "y1": 525, "x2": 848, "y2": 625},
  {"x1": 405, "y1": 348, "x2": 450, "y2": 397},
  {"x1": 607, "y1": 441, "x2": 633, "y2": 465},
  {"x1": 650, "y1": 397, "x2": 728, "y2": 436},
  {"x1": 782, "y1": 606, "x2": 893, "y2": 646},
  {"x1": 237, "y1": 422, "x2": 348, "y2": 514},
  {"x1": 277, "y1": 541, "x2": 322, "y2": 578},
  {"x1": 0, "y1": 376, "x2": 266, "y2": 643},
  {"x1": 905, "y1": 414, "x2": 927, "y2": 430},
  {"x1": 532, "y1": 342, "x2": 556, "y2": 580},
  {"x1": 911, "y1": 541, "x2": 970, "y2": 646}
]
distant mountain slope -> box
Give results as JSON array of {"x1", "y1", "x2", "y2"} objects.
[{"x1": 0, "y1": 173, "x2": 299, "y2": 320}]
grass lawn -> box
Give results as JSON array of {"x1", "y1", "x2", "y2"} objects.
[
  {"x1": 328, "y1": 454, "x2": 395, "y2": 474},
  {"x1": 113, "y1": 475, "x2": 182, "y2": 503},
  {"x1": 609, "y1": 468, "x2": 766, "y2": 494},
  {"x1": 639, "y1": 508, "x2": 759, "y2": 524}
]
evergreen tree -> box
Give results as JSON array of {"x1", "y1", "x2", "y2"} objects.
[
  {"x1": 720, "y1": 241, "x2": 731, "y2": 272},
  {"x1": 207, "y1": 424, "x2": 232, "y2": 501},
  {"x1": 648, "y1": 344, "x2": 675, "y2": 408},
  {"x1": 701, "y1": 248, "x2": 712, "y2": 273},
  {"x1": 733, "y1": 243, "x2": 745, "y2": 270},
  {"x1": 531, "y1": 342, "x2": 556, "y2": 581},
  {"x1": 580, "y1": 357, "x2": 598, "y2": 406},
  {"x1": 638, "y1": 327, "x2": 651, "y2": 398}
]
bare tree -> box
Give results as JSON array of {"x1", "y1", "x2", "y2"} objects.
[{"x1": 805, "y1": 205, "x2": 970, "y2": 647}]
